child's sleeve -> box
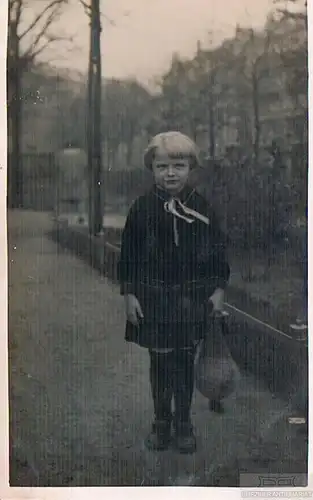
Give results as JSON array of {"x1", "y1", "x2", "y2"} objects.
[{"x1": 118, "y1": 199, "x2": 143, "y2": 296}]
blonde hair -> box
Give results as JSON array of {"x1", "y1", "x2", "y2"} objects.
[{"x1": 143, "y1": 131, "x2": 202, "y2": 170}]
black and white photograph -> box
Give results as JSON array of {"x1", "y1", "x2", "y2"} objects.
[{"x1": 5, "y1": 0, "x2": 309, "y2": 490}]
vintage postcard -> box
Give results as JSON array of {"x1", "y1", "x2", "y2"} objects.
[{"x1": 1, "y1": 0, "x2": 310, "y2": 496}]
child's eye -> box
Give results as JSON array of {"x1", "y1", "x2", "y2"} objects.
[{"x1": 157, "y1": 164, "x2": 168, "y2": 169}]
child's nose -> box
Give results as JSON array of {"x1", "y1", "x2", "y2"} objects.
[{"x1": 167, "y1": 165, "x2": 174, "y2": 175}]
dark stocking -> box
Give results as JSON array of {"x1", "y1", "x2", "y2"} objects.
[
  {"x1": 172, "y1": 347, "x2": 196, "y2": 425},
  {"x1": 148, "y1": 350, "x2": 174, "y2": 422}
]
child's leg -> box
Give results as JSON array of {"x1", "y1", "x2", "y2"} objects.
[
  {"x1": 172, "y1": 346, "x2": 197, "y2": 453},
  {"x1": 172, "y1": 347, "x2": 196, "y2": 424},
  {"x1": 145, "y1": 349, "x2": 174, "y2": 450},
  {"x1": 149, "y1": 349, "x2": 174, "y2": 422}
]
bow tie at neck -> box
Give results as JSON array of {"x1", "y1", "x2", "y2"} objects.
[
  {"x1": 153, "y1": 187, "x2": 210, "y2": 246},
  {"x1": 164, "y1": 197, "x2": 210, "y2": 225}
]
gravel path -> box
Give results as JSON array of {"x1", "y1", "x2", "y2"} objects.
[{"x1": 8, "y1": 210, "x2": 304, "y2": 487}]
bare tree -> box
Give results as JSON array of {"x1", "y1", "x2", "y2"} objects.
[
  {"x1": 274, "y1": 0, "x2": 307, "y2": 21},
  {"x1": 234, "y1": 27, "x2": 274, "y2": 162},
  {"x1": 7, "y1": 0, "x2": 70, "y2": 207},
  {"x1": 195, "y1": 42, "x2": 234, "y2": 159},
  {"x1": 272, "y1": 1, "x2": 307, "y2": 145},
  {"x1": 191, "y1": 49, "x2": 219, "y2": 158},
  {"x1": 159, "y1": 45, "x2": 233, "y2": 158}
]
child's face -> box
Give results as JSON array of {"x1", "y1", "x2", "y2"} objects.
[{"x1": 152, "y1": 152, "x2": 190, "y2": 195}]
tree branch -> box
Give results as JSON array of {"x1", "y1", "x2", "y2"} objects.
[
  {"x1": 15, "y1": 0, "x2": 23, "y2": 26},
  {"x1": 26, "y1": 33, "x2": 73, "y2": 61},
  {"x1": 78, "y1": 0, "x2": 92, "y2": 17},
  {"x1": 8, "y1": 0, "x2": 15, "y2": 26},
  {"x1": 238, "y1": 27, "x2": 273, "y2": 84},
  {"x1": 8, "y1": 0, "x2": 23, "y2": 25},
  {"x1": 19, "y1": 0, "x2": 67, "y2": 40},
  {"x1": 277, "y1": 9, "x2": 307, "y2": 21},
  {"x1": 23, "y1": 5, "x2": 65, "y2": 58}
]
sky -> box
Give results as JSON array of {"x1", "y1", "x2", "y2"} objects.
[{"x1": 22, "y1": 0, "x2": 274, "y2": 85}]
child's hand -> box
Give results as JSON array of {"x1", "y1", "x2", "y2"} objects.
[
  {"x1": 124, "y1": 294, "x2": 144, "y2": 326},
  {"x1": 209, "y1": 288, "x2": 225, "y2": 312}
]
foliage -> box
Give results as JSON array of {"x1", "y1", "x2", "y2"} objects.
[
  {"x1": 15, "y1": 0, "x2": 307, "y2": 259},
  {"x1": 101, "y1": 79, "x2": 152, "y2": 167}
]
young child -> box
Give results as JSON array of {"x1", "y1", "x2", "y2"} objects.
[{"x1": 118, "y1": 131, "x2": 230, "y2": 454}]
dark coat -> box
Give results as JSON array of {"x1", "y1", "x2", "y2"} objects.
[{"x1": 118, "y1": 185, "x2": 230, "y2": 349}]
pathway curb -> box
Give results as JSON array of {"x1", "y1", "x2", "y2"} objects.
[{"x1": 49, "y1": 223, "x2": 308, "y2": 412}]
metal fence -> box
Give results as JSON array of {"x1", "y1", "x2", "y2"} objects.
[{"x1": 7, "y1": 153, "x2": 152, "y2": 212}]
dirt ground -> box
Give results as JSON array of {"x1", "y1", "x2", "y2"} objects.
[{"x1": 7, "y1": 210, "x2": 307, "y2": 487}]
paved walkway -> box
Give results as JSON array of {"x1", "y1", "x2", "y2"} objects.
[{"x1": 8, "y1": 210, "x2": 306, "y2": 486}]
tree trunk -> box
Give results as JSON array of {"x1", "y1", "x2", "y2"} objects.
[
  {"x1": 8, "y1": 69, "x2": 23, "y2": 208},
  {"x1": 87, "y1": 33, "x2": 94, "y2": 232},
  {"x1": 208, "y1": 98, "x2": 215, "y2": 159},
  {"x1": 110, "y1": 147, "x2": 117, "y2": 170},
  {"x1": 126, "y1": 139, "x2": 133, "y2": 167},
  {"x1": 87, "y1": 0, "x2": 102, "y2": 236},
  {"x1": 252, "y1": 71, "x2": 260, "y2": 163},
  {"x1": 7, "y1": 14, "x2": 23, "y2": 209},
  {"x1": 192, "y1": 125, "x2": 198, "y2": 143},
  {"x1": 207, "y1": 71, "x2": 217, "y2": 159}
]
